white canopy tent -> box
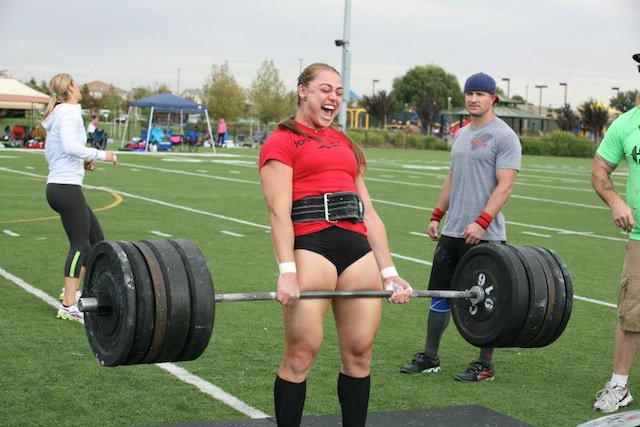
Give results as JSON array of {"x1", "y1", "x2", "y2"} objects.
[
  {"x1": 0, "y1": 77, "x2": 50, "y2": 109},
  {"x1": 121, "y1": 93, "x2": 215, "y2": 153}
]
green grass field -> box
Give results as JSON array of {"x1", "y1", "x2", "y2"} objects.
[{"x1": 0, "y1": 145, "x2": 631, "y2": 426}]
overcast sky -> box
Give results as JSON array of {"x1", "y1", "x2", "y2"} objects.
[{"x1": 2, "y1": 0, "x2": 638, "y2": 109}]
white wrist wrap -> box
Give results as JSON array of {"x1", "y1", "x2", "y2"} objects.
[
  {"x1": 380, "y1": 266, "x2": 398, "y2": 279},
  {"x1": 278, "y1": 262, "x2": 297, "y2": 275}
]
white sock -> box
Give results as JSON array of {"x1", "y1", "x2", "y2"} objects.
[{"x1": 611, "y1": 374, "x2": 628, "y2": 388}]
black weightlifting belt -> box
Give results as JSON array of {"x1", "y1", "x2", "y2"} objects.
[{"x1": 291, "y1": 192, "x2": 364, "y2": 223}]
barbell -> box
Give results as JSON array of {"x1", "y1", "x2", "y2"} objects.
[{"x1": 78, "y1": 239, "x2": 573, "y2": 367}]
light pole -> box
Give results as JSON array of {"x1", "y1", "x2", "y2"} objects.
[
  {"x1": 299, "y1": 58, "x2": 304, "y2": 74},
  {"x1": 501, "y1": 78, "x2": 510, "y2": 98},
  {"x1": 372, "y1": 79, "x2": 379, "y2": 96},
  {"x1": 559, "y1": 82, "x2": 567, "y2": 107},
  {"x1": 611, "y1": 86, "x2": 620, "y2": 97},
  {"x1": 335, "y1": 0, "x2": 352, "y2": 129},
  {"x1": 535, "y1": 85, "x2": 547, "y2": 115},
  {"x1": 176, "y1": 68, "x2": 181, "y2": 95}
]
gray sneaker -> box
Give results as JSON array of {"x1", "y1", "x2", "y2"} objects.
[
  {"x1": 400, "y1": 352, "x2": 441, "y2": 374},
  {"x1": 593, "y1": 381, "x2": 633, "y2": 413}
]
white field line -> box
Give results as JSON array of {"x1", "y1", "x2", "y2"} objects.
[
  {"x1": 221, "y1": 230, "x2": 245, "y2": 237},
  {"x1": 521, "y1": 231, "x2": 552, "y2": 238},
  {"x1": 3, "y1": 229, "x2": 20, "y2": 237},
  {"x1": 0, "y1": 266, "x2": 270, "y2": 420},
  {"x1": 150, "y1": 230, "x2": 172, "y2": 237}
]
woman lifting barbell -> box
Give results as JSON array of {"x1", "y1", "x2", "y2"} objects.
[{"x1": 258, "y1": 63, "x2": 413, "y2": 427}]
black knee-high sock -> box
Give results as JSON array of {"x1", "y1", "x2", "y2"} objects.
[
  {"x1": 337, "y1": 372, "x2": 370, "y2": 427},
  {"x1": 424, "y1": 310, "x2": 450, "y2": 359},
  {"x1": 274, "y1": 376, "x2": 306, "y2": 427}
]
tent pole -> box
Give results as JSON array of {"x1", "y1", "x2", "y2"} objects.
[
  {"x1": 146, "y1": 107, "x2": 154, "y2": 151},
  {"x1": 120, "y1": 106, "x2": 132, "y2": 150},
  {"x1": 204, "y1": 110, "x2": 216, "y2": 154}
]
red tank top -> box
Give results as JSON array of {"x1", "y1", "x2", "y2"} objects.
[{"x1": 259, "y1": 122, "x2": 367, "y2": 237}]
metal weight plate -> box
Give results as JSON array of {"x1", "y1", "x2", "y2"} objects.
[
  {"x1": 83, "y1": 241, "x2": 137, "y2": 367},
  {"x1": 451, "y1": 243, "x2": 530, "y2": 348},
  {"x1": 540, "y1": 247, "x2": 573, "y2": 345},
  {"x1": 168, "y1": 239, "x2": 215, "y2": 362},
  {"x1": 507, "y1": 246, "x2": 549, "y2": 347},
  {"x1": 134, "y1": 241, "x2": 167, "y2": 364},
  {"x1": 529, "y1": 247, "x2": 572, "y2": 347},
  {"x1": 118, "y1": 241, "x2": 155, "y2": 365},
  {"x1": 526, "y1": 247, "x2": 566, "y2": 348},
  {"x1": 142, "y1": 240, "x2": 192, "y2": 363}
]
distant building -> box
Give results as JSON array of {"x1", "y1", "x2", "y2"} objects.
[
  {"x1": 181, "y1": 88, "x2": 203, "y2": 104},
  {"x1": 83, "y1": 81, "x2": 129, "y2": 100}
]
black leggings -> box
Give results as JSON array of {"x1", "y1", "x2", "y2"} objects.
[{"x1": 46, "y1": 183, "x2": 104, "y2": 278}]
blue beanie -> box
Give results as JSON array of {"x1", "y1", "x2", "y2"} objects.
[{"x1": 464, "y1": 72, "x2": 497, "y2": 94}]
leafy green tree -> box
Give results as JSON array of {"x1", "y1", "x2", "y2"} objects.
[
  {"x1": 100, "y1": 86, "x2": 126, "y2": 118},
  {"x1": 80, "y1": 84, "x2": 99, "y2": 112},
  {"x1": 578, "y1": 99, "x2": 609, "y2": 141},
  {"x1": 249, "y1": 60, "x2": 294, "y2": 124},
  {"x1": 555, "y1": 104, "x2": 579, "y2": 132},
  {"x1": 359, "y1": 90, "x2": 398, "y2": 128},
  {"x1": 609, "y1": 90, "x2": 639, "y2": 113},
  {"x1": 202, "y1": 61, "x2": 247, "y2": 121},
  {"x1": 391, "y1": 65, "x2": 462, "y2": 131},
  {"x1": 26, "y1": 77, "x2": 49, "y2": 94}
]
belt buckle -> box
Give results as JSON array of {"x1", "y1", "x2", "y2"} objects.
[{"x1": 323, "y1": 193, "x2": 338, "y2": 224}]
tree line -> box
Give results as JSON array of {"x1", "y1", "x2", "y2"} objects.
[{"x1": 11, "y1": 63, "x2": 638, "y2": 139}]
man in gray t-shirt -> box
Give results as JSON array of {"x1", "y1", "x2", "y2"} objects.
[{"x1": 400, "y1": 72, "x2": 521, "y2": 382}]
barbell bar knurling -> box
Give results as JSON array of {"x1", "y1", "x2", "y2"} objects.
[{"x1": 79, "y1": 286, "x2": 485, "y2": 312}]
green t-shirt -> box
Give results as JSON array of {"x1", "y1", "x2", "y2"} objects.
[{"x1": 596, "y1": 107, "x2": 640, "y2": 239}]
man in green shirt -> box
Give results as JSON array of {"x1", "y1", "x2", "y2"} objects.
[{"x1": 592, "y1": 52, "x2": 640, "y2": 413}]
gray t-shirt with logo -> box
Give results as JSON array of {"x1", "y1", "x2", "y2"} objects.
[{"x1": 442, "y1": 117, "x2": 521, "y2": 241}]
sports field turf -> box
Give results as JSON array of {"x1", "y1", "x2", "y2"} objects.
[{"x1": 0, "y1": 146, "x2": 630, "y2": 426}]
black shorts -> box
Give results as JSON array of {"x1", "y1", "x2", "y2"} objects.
[
  {"x1": 428, "y1": 235, "x2": 505, "y2": 291},
  {"x1": 294, "y1": 226, "x2": 372, "y2": 275}
]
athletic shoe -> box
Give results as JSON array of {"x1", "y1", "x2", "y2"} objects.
[
  {"x1": 58, "y1": 288, "x2": 82, "y2": 302},
  {"x1": 400, "y1": 352, "x2": 441, "y2": 374},
  {"x1": 455, "y1": 360, "x2": 495, "y2": 382},
  {"x1": 56, "y1": 304, "x2": 83, "y2": 321},
  {"x1": 593, "y1": 381, "x2": 633, "y2": 413}
]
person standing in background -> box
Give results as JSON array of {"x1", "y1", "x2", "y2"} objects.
[
  {"x1": 217, "y1": 118, "x2": 227, "y2": 146},
  {"x1": 400, "y1": 72, "x2": 521, "y2": 382},
  {"x1": 41, "y1": 73, "x2": 117, "y2": 320},
  {"x1": 591, "y1": 53, "x2": 640, "y2": 413}
]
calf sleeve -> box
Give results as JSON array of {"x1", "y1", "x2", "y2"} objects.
[{"x1": 424, "y1": 309, "x2": 451, "y2": 358}]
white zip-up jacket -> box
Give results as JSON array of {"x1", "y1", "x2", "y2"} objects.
[{"x1": 42, "y1": 103, "x2": 106, "y2": 185}]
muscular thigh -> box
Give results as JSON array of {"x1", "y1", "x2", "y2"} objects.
[
  {"x1": 333, "y1": 252, "x2": 382, "y2": 356},
  {"x1": 281, "y1": 249, "x2": 337, "y2": 349}
]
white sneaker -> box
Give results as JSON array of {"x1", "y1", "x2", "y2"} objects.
[
  {"x1": 593, "y1": 381, "x2": 633, "y2": 413},
  {"x1": 56, "y1": 304, "x2": 83, "y2": 321}
]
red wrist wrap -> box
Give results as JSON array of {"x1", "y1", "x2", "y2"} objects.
[
  {"x1": 475, "y1": 211, "x2": 493, "y2": 229},
  {"x1": 431, "y1": 208, "x2": 444, "y2": 222}
]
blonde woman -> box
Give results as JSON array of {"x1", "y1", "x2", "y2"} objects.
[{"x1": 41, "y1": 73, "x2": 117, "y2": 320}]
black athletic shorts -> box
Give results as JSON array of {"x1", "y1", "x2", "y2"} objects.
[
  {"x1": 428, "y1": 235, "x2": 505, "y2": 291},
  {"x1": 294, "y1": 226, "x2": 372, "y2": 275}
]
